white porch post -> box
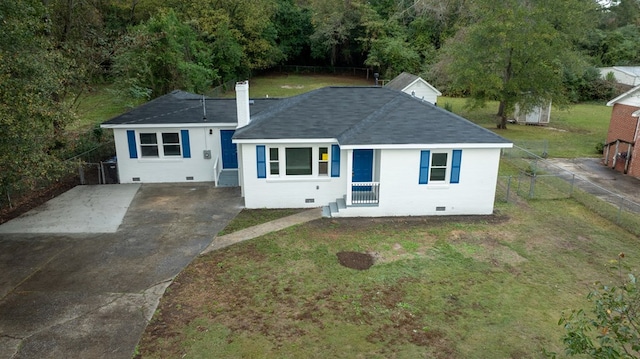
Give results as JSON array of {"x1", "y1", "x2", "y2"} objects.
[
  {"x1": 237, "y1": 144, "x2": 244, "y2": 196},
  {"x1": 346, "y1": 149, "x2": 353, "y2": 206}
]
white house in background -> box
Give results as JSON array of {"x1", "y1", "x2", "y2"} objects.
[
  {"x1": 102, "y1": 82, "x2": 512, "y2": 217},
  {"x1": 599, "y1": 66, "x2": 640, "y2": 87},
  {"x1": 384, "y1": 72, "x2": 442, "y2": 105}
]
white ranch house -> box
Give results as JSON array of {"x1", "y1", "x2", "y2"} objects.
[
  {"x1": 384, "y1": 72, "x2": 442, "y2": 105},
  {"x1": 102, "y1": 82, "x2": 511, "y2": 217}
]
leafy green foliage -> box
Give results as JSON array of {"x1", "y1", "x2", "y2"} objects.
[
  {"x1": 564, "y1": 67, "x2": 618, "y2": 103},
  {"x1": 273, "y1": 0, "x2": 312, "y2": 63},
  {"x1": 0, "y1": 0, "x2": 76, "y2": 192},
  {"x1": 112, "y1": 10, "x2": 217, "y2": 98},
  {"x1": 436, "y1": 0, "x2": 597, "y2": 128},
  {"x1": 556, "y1": 255, "x2": 640, "y2": 358}
]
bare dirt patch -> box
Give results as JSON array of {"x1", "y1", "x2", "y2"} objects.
[{"x1": 336, "y1": 251, "x2": 376, "y2": 270}]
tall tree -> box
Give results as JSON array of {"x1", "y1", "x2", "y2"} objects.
[
  {"x1": 360, "y1": 7, "x2": 421, "y2": 78},
  {"x1": 436, "y1": 0, "x2": 597, "y2": 129},
  {"x1": 184, "y1": 0, "x2": 285, "y2": 74},
  {"x1": 112, "y1": 10, "x2": 217, "y2": 98},
  {"x1": 0, "y1": 0, "x2": 76, "y2": 193},
  {"x1": 273, "y1": 0, "x2": 312, "y2": 63},
  {"x1": 309, "y1": 0, "x2": 369, "y2": 66}
]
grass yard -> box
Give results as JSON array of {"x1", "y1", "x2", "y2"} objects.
[
  {"x1": 440, "y1": 97, "x2": 612, "y2": 158},
  {"x1": 222, "y1": 74, "x2": 373, "y2": 98},
  {"x1": 136, "y1": 199, "x2": 640, "y2": 358},
  {"x1": 69, "y1": 85, "x2": 136, "y2": 131}
]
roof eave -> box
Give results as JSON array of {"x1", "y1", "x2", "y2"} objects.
[
  {"x1": 607, "y1": 84, "x2": 640, "y2": 106},
  {"x1": 101, "y1": 122, "x2": 237, "y2": 129},
  {"x1": 339, "y1": 143, "x2": 513, "y2": 150}
]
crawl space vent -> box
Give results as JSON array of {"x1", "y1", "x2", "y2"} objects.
[
  {"x1": 305, "y1": 198, "x2": 315, "y2": 204},
  {"x1": 436, "y1": 206, "x2": 446, "y2": 212},
  {"x1": 132, "y1": 177, "x2": 141, "y2": 182},
  {"x1": 186, "y1": 176, "x2": 194, "y2": 180}
]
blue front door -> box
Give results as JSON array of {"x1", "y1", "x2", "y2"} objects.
[
  {"x1": 352, "y1": 149, "x2": 373, "y2": 183},
  {"x1": 220, "y1": 130, "x2": 238, "y2": 169}
]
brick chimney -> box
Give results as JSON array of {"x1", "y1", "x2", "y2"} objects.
[{"x1": 236, "y1": 80, "x2": 250, "y2": 128}]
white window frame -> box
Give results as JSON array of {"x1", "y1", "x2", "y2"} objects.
[
  {"x1": 318, "y1": 147, "x2": 329, "y2": 176},
  {"x1": 429, "y1": 152, "x2": 449, "y2": 183},
  {"x1": 269, "y1": 147, "x2": 280, "y2": 176},
  {"x1": 138, "y1": 131, "x2": 182, "y2": 159},
  {"x1": 266, "y1": 145, "x2": 332, "y2": 178}
]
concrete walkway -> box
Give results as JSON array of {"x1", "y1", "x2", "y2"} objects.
[{"x1": 202, "y1": 208, "x2": 323, "y2": 254}]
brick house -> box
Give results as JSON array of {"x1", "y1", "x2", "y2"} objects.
[{"x1": 604, "y1": 85, "x2": 640, "y2": 178}]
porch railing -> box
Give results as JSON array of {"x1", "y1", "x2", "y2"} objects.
[
  {"x1": 213, "y1": 155, "x2": 221, "y2": 187},
  {"x1": 351, "y1": 182, "x2": 380, "y2": 204}
]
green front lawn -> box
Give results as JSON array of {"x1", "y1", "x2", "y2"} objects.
[{"x1": 136, "y1": 199, "x2": 639, "y2": 358}]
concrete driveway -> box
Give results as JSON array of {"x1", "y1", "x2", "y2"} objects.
[
  {"x1": 545, "y1": 158, "x2": 640, "y2": 206},
  {"x1": 0, "y1": 183, "x2": 243, "y2": 359}
]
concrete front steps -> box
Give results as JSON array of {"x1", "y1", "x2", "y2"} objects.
[
  {"x1": 217, "y1": 170, "x2": 239, "y2": 187},
  {"x1": 322, "y1": 197, "x2": 347, "y2": 218}
]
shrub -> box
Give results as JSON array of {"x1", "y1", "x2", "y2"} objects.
[{"x1": 552, "y1": 254, "x2": 640, "y2": 358}]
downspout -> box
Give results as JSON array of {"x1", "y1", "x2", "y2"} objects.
[
  {"x1": 632, "y1": 110, "x2": 640, "y2": 145},
  {"x1": 632, "y1": 110, "x2": 640, "y2": 175}
]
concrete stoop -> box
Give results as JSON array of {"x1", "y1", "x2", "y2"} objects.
[
  {"x1": 322, "y1": 197, "x2": 347, "y2": 218},
  {"x1": 217, "y1": 170, "x2": 239, "y2": 187}
]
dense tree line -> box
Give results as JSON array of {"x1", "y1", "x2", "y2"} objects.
[
  {"x1": 4, "y1": 0, "x2": 639, "y2": 101},
  {"x1": 9, "y1": 0, "x2": 640, "y2": 97},
  {"x1": 1, "y1": 0, "x2": 639, "y2": 194}
]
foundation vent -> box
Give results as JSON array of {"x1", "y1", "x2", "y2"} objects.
[
  {"x1": 132, "y1": 177, "x2": 141, "y2": 182},
  {"x1": 186, "y1": 176, "x2": 194, "y2": 180},
  {"x1": 305, "y1": 198, "x2": 315, "y2": 203},
  {"x1": 436, "y1": 206, "x2": 446, "y2": 212}
]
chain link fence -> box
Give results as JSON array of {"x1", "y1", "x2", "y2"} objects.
[{"x1": 496, "y1": 146, "x2": 640, "y2": 236}]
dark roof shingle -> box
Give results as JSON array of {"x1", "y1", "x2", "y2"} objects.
[
  {"x1": 102, "y1": 88, "x2": 510, "y2": 146},
  {"x1": 384, "y1": 72, "x2": 420, "y2": 91},
  {"x1": 234, "y1": 86, "x2": 511, "y2": 146},
  {"x1": 101, "y1": 90, "x2": 278, "y2": 125}
]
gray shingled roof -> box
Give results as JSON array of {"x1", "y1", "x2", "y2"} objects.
[
  {"x1": 384, "y1": 72, "x2": 420, "y2": 91},
  {"x1": 101, "y1": 90, "x2": 278, "y2": 125},
  {"x1": 234, "y1": 86, "x2": 511, "y2": 146}
]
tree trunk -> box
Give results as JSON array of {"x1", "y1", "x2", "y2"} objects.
[
  {"x1": 497, "y1": 48, "x2": 514, "y2": 129},
  {"x1": 497, "y1": 100, "x2": 507, "y2": 129}
]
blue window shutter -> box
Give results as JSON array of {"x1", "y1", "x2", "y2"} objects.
[
  {"x1": 181, "y1": 130, "x2": 191, "y2": 158},
  {"x1": 419, "y1": 150, "x2": 430, "y2": 184},
  {"x1": 256, "y1": 145, "x2": 266, "y2": 178},
  {"x1": 451, "y1": 150, "x2": 462, "y2": 184},
  {"x1": 127, "y1": 130, "x2": 137, "y2": 159},
  {"x1": 331, "y1": 145, "x2": 340, "y2": 177}
]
